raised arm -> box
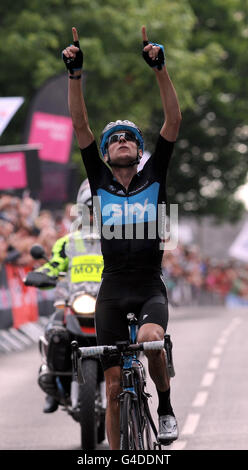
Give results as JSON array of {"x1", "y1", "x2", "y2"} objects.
[
  {"x1": 62, "y1": 27, "x2": 94, "y2": 149},
  {"x1": 142, "y1": 26, "x2": 181, "y2": 142}
]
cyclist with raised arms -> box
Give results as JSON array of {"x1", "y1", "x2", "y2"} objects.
[{"x1": 62, "y1": 25, "x2": 181, "y2": 450}]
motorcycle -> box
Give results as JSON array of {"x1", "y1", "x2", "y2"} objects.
[{"x1": 27, "y1": 244, "x2": 106, "y2": 450}]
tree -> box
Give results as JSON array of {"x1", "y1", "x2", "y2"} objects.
[
  {"x1": 2, "y1": 0, "x2": 242, "y2": 221},
  {"x1": 0, "y1": 1, "x2": 222, "y2": 173},
  {"x1": 163, "y1": 0, "x2": 248, "y2": 222}
]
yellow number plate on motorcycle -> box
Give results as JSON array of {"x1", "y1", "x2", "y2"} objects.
[{"x1": 71, "y1": 255, "x2": 104, "y2": 283}]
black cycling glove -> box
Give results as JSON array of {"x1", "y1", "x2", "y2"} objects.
[
  {"x1": 142, "y1": 40, "x2": 165, "y2": 70},
  {"x1": 62, "y1": 39, "x2": 83, "y2": 74}
]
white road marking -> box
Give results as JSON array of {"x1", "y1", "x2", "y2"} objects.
[
  {"x1": 221, "y1": 317, "x2": 242, "y2": 338},
  {"x1": 192, "y1": 390, "x2": 209, "y2": 408},
  {"x1": 200, "y1": 371, "x2": 215, "y2": 387},
  {"x1": 212, "y1": 345, "x2": 223, "y2": 356},
  {"x1": 181, "y1": 413, "x2": 201, "y2": 436},
  {"x1": 207, "y1": 357, "x2": 220, "y2": 370},
  {"x1": 217, "y1": 336, "x2": 228, "y2": 346},
  {"x1": 170, "y1": 315, "x2": 243, "y2": 450}
]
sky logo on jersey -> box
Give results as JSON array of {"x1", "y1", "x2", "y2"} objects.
[
  {"x1": 70, "y1": 196, "x2": 179, "y2": 248},
  {"x1": 97, "y1": 182, "x2": 159, "y2": 226}
]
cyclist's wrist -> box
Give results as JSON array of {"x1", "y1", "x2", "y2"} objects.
[
  {"x1": 153, "y1": 64, "x2": 167, "y2": 74},
  {"x1": 68, "y1": 69, "x2": 82, "y2": 75},
  {"x1": 68, "y1": 70, "x2": 82, "y2": 80}
]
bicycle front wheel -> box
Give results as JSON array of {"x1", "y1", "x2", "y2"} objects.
[
  {"x1": 120, "y1": 393, "x2": 142, "y2": 450},
  {"x1": 141, "y1": 403, "x2": 153, "y2": 449},
  {"x1": 141, "y1": 393, "x2": 159, "y2": 450}
]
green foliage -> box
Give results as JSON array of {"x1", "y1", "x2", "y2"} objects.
[
  {"x1": 165, "y1": 0, "x2": 248, "y2": 222},
  {"x1": 0, "y1": 0, "x2": 215, "y2": 138}
]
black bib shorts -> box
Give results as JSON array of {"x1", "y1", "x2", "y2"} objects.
[{"x1": 95, "y1": 273, "x2": 168, "y2": 371}]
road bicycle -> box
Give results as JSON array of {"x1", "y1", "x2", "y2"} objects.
[{"x1": 71, "y1": 312, "x2": 175, "y2": 450}]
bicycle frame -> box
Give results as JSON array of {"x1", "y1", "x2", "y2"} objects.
[
  {"x1": 117, "y1": 314, "x2": 161, "y2": 450},
  {"x1": 72, "y1": 313, "x2": 175, "y2": 450}
]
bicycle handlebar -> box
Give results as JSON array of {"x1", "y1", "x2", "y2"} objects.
[
  {"x1": 143, "y1": 340, "x2": 164, "y2": 351},
  {"x1": 78, "y1": 340, "x2": 165, "y2": 358}
]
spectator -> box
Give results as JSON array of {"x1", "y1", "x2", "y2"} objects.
[
  {"x1": 37, "y1": 226, "x2": 59, "y2": 257},
  {"x1": 226, "y1": 267, "x2": 248, "y2": 306},
  {"x1": 35, "y1": 210, "x2": 55, "y2": 232},
  {"x1": 61, "y1": 203, "x2": 74, "y2": 232},
  {"x1": 0, "y1": 236, "x2": 8, "y2": 266}
]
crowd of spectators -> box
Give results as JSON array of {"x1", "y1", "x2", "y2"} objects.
[
  {"x1": 0, "y1": 191, "x2": 74, "y2": 269},
  {"x1": 162, "y1": 244, "x2": 248, "y2": 307},
  {"x1": 1, "y1": 191, "x2": 248, "y2": 307}
]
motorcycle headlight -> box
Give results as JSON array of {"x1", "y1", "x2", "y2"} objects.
[{"x1": 72, "y1": 294, "x2": 96, "y2": 315}]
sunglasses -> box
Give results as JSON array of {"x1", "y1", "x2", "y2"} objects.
[{"x1": 107, "y1": 132, "x2": 138, "y2": 147}]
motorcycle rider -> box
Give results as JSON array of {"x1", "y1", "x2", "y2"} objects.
[
  {"x1": 25, "y1": 181, "x2": 103, "y2": 413},
  {"x1": 62, "y1": 26, "x2": 181, "y2": 449}
]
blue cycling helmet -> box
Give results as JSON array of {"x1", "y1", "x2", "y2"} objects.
[{"x1": 100, "y1": 120, "x2": 144, "y2": 157}]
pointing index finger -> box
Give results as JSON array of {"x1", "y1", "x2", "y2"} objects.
[
  {"x1": 72, "y1": 27, "x2": 79, "y2": 47},
  {"x1": 142, "y1": 25, "x2": 148, "y2": 46}
]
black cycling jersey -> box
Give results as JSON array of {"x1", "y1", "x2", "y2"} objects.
[{"x1": 80, "y1": 134, "x2": 174, "y2": 277}]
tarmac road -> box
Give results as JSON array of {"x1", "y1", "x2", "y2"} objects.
[{"x1": 1, "y1": 305, "x2": 248, "y2": 451}]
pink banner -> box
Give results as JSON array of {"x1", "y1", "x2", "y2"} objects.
[
  {"x1": 5, "y1": 265, "x2": 38, "y2": 329},
  {"x1": 28, "y1": 111, "x2": 73, "y2": 163},
  {"x1": 0, "y1": 152, "x2": 27, "y2": 189}
]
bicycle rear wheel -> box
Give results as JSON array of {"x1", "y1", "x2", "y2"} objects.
[{"x1": 120, "y1": 393, "x2": 142, "y2": 450}]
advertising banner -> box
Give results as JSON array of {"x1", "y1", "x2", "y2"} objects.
[
  {"x1": 0, "y1": 145, "x2": 41, "y2": 195},
  {"x1": 0, "y1": 264, "x2": 55, "y2": 330},
  {"x1": 0, "y1": 97, "x2": 24, "y2": 136},
  {"x1": 229, "y1": 221, "x2": 248, "y2": 262},
  {"x1": 38, "y1": 162, "x2": 68, "y2": 203},
  {"x1": 28, "y1": 111, "x2": 73, "y2": 164},
  {"x1": 24, "y1": 73, "x2": 80, "y2": 205},
  {"x1": 5, "y1": 264, "x2": 39, "y2": 329},
  {"x1": 0, "y1": 152, "x2": 27, "y2": 190},
  {"x1": 0, "y1": 265, "x2": 13, "y2": 329}
]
